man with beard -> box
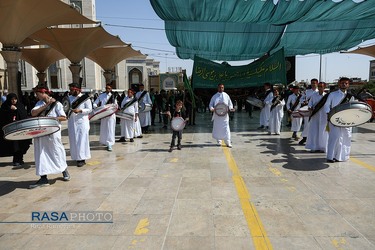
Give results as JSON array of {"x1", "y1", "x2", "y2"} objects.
[
  {"x1": 68, "y1": 83, "x2": 92, "y2": 167},
  {"x1": 209, "y1": 83, "x2": 235, "y2": 148},
  {"x1": 93, "y1": 84, "x2": 117, "y2": 151},
  {"x1": 135, "y1": 83, "x2": 152, "y2": 134},
  {"x1": 29, "y1": 84, "x2": 69, "y2": 188},
  {"x1": 258, "y1": 82, "x2": 273, "y2": 130},
  {"x1": 324, "y1": 77, "x2": 355, "y2": 163}
]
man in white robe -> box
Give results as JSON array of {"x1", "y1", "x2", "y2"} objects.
[
  {"x1": 324, "y1": 77, "x2": 355, "y2": 163},
  {"x1": 286, "y1": 86, "x2": 302, "y2": 140},
  {"x1": 259, "y1": 83, "x2": 273, "y2": 129},
  {"x1": 136, "y1": 84, "x2": 152, "y2": 134},
  {"x1": 29, "y1": 85, "x2": 69, "y2": 189},
  {"x1": 118, "y1": 89, "x2": 139, "y2": 142},
  {"x1": 93, "y1": 84, "x2": 117, "y2": 151},
  {"x1": 299, "y1": 79, "x2": 318, "y2": 145},
  {"x1": 268, "y1": 88, "x2": 285, "y2": 135},
  {"x1": 209, "y1": 83, "x2": 235, "y2": 148},
  {"x1": 305, "y1": 82, "x2": 328, "y2": 153},
  {"x1": 68, "y1": 83, "x2": 92, "y2": 167}
]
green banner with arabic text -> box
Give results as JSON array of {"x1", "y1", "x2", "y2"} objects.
[{"x1": 192, "y1": 48, "x2": 286, "y2": 89}]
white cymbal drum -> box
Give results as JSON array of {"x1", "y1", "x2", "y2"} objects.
[{"x1": 214, "y1": 102, "x2": 229, "y2": 116}]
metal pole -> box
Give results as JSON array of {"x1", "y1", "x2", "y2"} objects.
[{"x1": 319, "y1": 54, "x2": 322, "y2": 82}]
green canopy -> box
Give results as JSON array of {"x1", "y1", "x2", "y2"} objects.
[{"x1": 150, "y1": 0, "x2": 375, "y2": 60}]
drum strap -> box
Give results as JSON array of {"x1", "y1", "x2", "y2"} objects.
[
  {"x1": 137, "y1": 91, "x2": 148, "y2": 104},
  {"x1": 71, "y1": 94, "x2": 90, "y2": 110},
  {"x1": 121, "y1": 98, "x2": 137, "y2": 111},
  {"x1": 262, "y1": 90, "x2": 272, "y2": 102},
  {"x1": 270, "y1": 96, "x2": 282, "y2": 111},
  {"x1": 339, "y1": 93, "x2": 353, "y2": 105},
  {"x1": 44, "y1": 101, "x2": 58, "y2": 117},
  {"x1": 106, "y1": 92, "x2": 115, "y2": 104},
  {"x1": 38, "y1": 101, "x2": 58, "y2": 117},
  {"x1": 290, "y1": 94, "x2": 302, "y2": 112},
  {"x1": 68, "y1": 94, "x2": 91, "y2": 117},
  {"x1": 309, "y1": 93, "x2": 329, "y2": 121}
]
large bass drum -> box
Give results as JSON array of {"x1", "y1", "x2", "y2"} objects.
[
  {"x1": 246, "y1": 96, "x2": 264, "y2": 108},
  {"x1": 328, "y1": 101, "x2": 373, "y2": 127},
  {"x1": 2, "y1": 117, "x2": 60, "y2": 140},
  {"x1": 139, "y1": 102, "x2": 152, "y2": 112},
  {"x1": 116, "y1": 110, "x2": 134, "y2": 121},
  {"x1": 171, "y1": 117, "x2": 186, "y2": 131},
  {"x1": 89, "y1": 103, "x2": 118, "y2": 121},
  {"x1": 298, "y1": 105, "x2": 311, "y2": 117},
  {"x1": 214, "y1": 103, "x2": 229, "y2": 116},
  {"x1": 62, "y1": 96, "x2": 71, "y2": 114}
]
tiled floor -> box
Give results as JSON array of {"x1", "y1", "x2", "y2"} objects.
[{"x1": 0, "y1": 111, "x2": 374, "y2": 249}]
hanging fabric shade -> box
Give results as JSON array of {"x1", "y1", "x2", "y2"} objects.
[{"x1": 150, "y1": 0, "x2": 375, "y2": 61}]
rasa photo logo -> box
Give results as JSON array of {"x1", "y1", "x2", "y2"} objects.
[{"x1": 31, "y1": 211, "x2": 113, "y2": 223}]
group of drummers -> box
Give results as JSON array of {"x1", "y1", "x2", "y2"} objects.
[
  {"x1": 1, "y1": 77, "x2": 373, "y2": 188},
  {"x1": 0, "y1": 81, "x2": 154, "y2": 189},
  {"x1": 253, "y1": 77, "x2": 373, "y2": 163}
]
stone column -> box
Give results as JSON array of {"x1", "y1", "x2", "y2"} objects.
[
  {"x1": 36, "y1": 72, "x2": 47, "y2": 84},
  {"x1": 103, "y1": 70, "x2": 112, "y2": 85},
  {"x1": 0, "y1": 49, "x2": 22, "y2": 96},
  {"x1": 68, "y1": 63, "x2": 82, "y2": 84}
]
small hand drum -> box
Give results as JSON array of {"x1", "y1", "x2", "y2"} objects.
[
  {"x1": 214, "y1": 103, "x2": 229, "y2": 116},
  {"x1": 171, "y1": 117, "x2": 186, "y2": 131}
]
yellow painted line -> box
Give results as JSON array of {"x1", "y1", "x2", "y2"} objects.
[
  {"x1": 86, "y1": 160, "x2": 101, "y2": 166},
  {"x1": 134, "y1": 218, "x2": 149, "y2": 235},
  {"x1": 350, "y1": 157, "x2": 375, "y2": 172},
  {"x1": 222, "y1": 147, "x2": 273, "y2": 250},
  {"x1": 268, "y1": 167, "x2": 282, "y2": 177},
  {"x1": 169, "y1": 158, "x2": 179, "y2": 163},
  {"x1": 332, "y1": 237, "x2": 346, "y2": 249}
]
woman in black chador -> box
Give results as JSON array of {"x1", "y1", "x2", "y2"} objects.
[{"x1": 0, "y1": 93, "x2": 32, "y2": 166}]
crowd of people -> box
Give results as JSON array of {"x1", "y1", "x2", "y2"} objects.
[
  {"x1": 0, "y1": 77, "x2": 372, "y2": 189},
  {"x1": 256, "y1": 77, "x2": 363, "y2": 163}
]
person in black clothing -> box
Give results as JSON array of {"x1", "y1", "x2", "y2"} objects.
[
  {"x1": 0, "y1": 93, "x2": 32, "y2": 167},
  {"x1": 184, "y1": 91, "x2": 196, "y2": 125},
  {"x1": 160, "y1": 90, "x2": 169, "y2": 128},
  {"x1": 168, "y1": 100, "x2": 189, "y2": 152}
]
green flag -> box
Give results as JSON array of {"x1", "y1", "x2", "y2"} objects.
[{"x1": 192, "y1": 48, "x2": 286, "y2": 89}]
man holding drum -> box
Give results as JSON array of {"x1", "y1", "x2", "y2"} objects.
[
  {"x1": 29, "y1": 84, "x2": 69, "y2": 189},
  {"x1": 209, "y1": 83, "x2": 235, "y2": 148},
  {"x1": 93, "y1": 84, "x2": 117, "y2": 151},
  {"x1": 259, "y1": 82, "x2": 273, "y2": 130},
  {"x1": 118, "y1": 89, "x2": 138, "y2": 142},
  {"x1": 286, "y1": 85, "x2": 303, "y2": 140},
  {"x1": 298, "y1": 78, "x2": 318, "y2": 145},
  {"x1": 324, "y1": 77, "x2": 355, "y2": 163},
  {"x1": 68, "y1": 83, "x2": 92, "y2": 167},
  {"x1": 136, "y1": 83, "x2": 152, "y2": 134},
  {"x1": 305, "y1": 82, "x2": 329, "y2": 153}
]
